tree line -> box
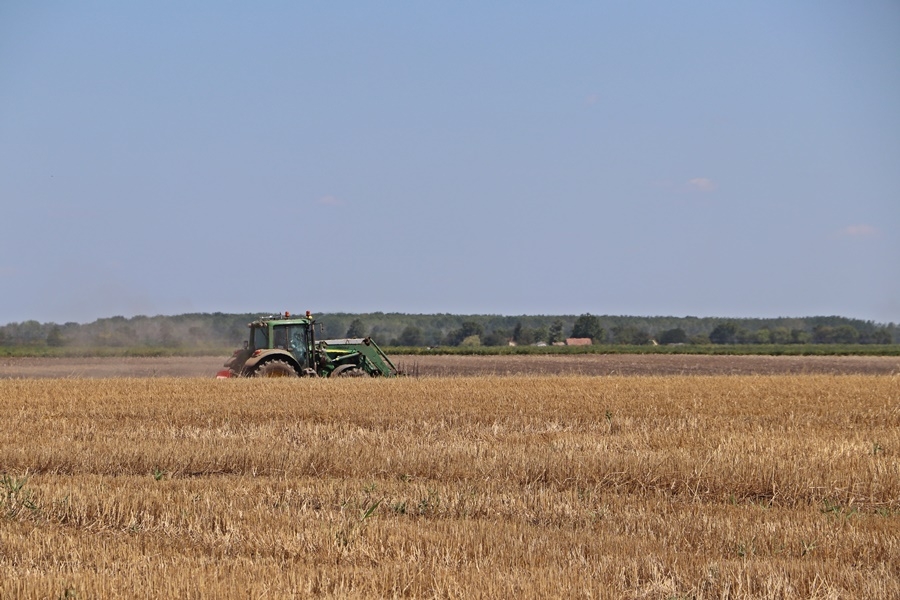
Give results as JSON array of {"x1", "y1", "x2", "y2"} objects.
[{"x1": 0, "y1": 312, "x2": 896, "y2": 349}]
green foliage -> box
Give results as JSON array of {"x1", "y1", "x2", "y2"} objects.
[
  {"x1": 383, "y1": 343, "x2": 900, "y2": 357},
  {"x1": 612, "y1": 325, "x2": 652, "y2": 345},
  {"x1": 658, "y1": 328, "x2": 689, "y2": 345},
  {"x1": 571, "y1": 314, "x2": 603, "y2": 343},
  {"x1": 792, "y1": 328, "x2": 811, "y2": 344},
  {"x1": 46, "y1": 325, "x2": 65, "y2": 347},
  {"x1": 710, "y1": 322, "x2": 742, "y2": 344},
  {"x1": 769, "y1": 327, "x2": 791, "y2": 344},
  {"x1": 346, "y1": 319, "x2": 366, "y2": 338},
  {"x1": 397, "y1": 325, "x2": 423, "y2": 346},
  {"x1": 821, "y1": 498, "x2": 858, "y2": 520},
  {"x1": 512, "y1": 322, "x2": 535, "y2": 345},
  {"x1": 868, "y1": 329, "x2": 893, "y2": 344},
  {"x1": 481, "y1": 328, "x2": 510, "y2": 346},
  {"x1": 814, "y1": 324, "x2": 860, "y2": 344},
  {"x1": 2, "y1": 473, "x2": 38, "y2": 518},
  {"x1": 548, "y1": 319, "x2": 565, "y2": 345},
  {"x1": 446, "y1": 321, "x2": 484, "y2": 346},
  {"x1": 0, "y1": 311, "x2": 896, "y2": 356},
  {"x1": 459, "y1": 335, "x2": 482, "y2": 347}
]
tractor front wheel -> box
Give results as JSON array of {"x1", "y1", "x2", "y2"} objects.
[
  {"x1": 254, "y1": 360, "x2": 298, "y2": 378},
  {"x1": 331, "y1": 364, "x2": 365, "y2": 377}
]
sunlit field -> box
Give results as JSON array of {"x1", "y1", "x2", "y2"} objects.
[{"x1": 1, "y1": 376, "x2": 898, "y2": 598}]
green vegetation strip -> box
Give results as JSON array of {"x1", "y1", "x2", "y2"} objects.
[
  {"x1": 388, "y1": 344, "x2": 900, "y2": 356},
  {"x1": 2, "y1": 344, "x2": 898, "y2": 359}
]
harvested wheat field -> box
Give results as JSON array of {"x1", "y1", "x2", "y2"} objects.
[{"x1": 1, "y1": 375, "x2": 898, "y2": 598}]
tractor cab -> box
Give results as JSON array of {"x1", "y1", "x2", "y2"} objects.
[
  {"x1": 248, "y1": 316, "x2": 313, "y2": 368},
  {"x1": 218, "y1": 312, "x2": 318, "y2": 378}
]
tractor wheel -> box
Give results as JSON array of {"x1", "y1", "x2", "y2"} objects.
[
  {"x1": 254, "y1": 360, "x2": 298, "y2": 378},
  {"x1": 331, "y1": 364, "x2": 365, "y2": 377}
]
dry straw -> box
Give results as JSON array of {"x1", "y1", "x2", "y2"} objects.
[{"x1": 0, "y1": 375, "x2": 898, "y2": 598}]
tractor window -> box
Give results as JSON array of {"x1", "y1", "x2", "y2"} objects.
[
  {"x1": 252, "y1": 327, "x2": 268, "y2": 350},
  {"x1": 288, "y1": 325, "x2": 309, "y2": 367},
  {"x1": 273, "y1": 327, "x2": 287, "y2": 349}
]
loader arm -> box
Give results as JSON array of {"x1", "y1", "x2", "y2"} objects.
[{"x1": 319, "y1": 337, "x2": 401, "y2": 377}]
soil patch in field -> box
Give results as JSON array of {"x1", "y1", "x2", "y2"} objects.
[
  {"x1": 0, "y1": 354, "x2": 897, "y2": 378},
  {"x1": 0, "y1": 356, "x2": 225, "y2": 379},
  {"x1": 399, "y1": 354, "x2": 900, "y2": 376}
]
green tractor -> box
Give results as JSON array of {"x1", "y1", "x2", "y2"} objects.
[{"x1": 217, "y1": 312, "x2": 401, "y2": 378}]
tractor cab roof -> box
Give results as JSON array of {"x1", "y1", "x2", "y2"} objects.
[{"x1": 249, "y1": 311, "x2": 315, "y2": 328}]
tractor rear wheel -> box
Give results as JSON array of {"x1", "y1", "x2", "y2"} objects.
[{"x1": 254, "y1": 360, "x2": 298, "y2": 378}]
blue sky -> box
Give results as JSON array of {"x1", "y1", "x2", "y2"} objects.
[{"x1": 2, "y1": 2, "x2": 898, "y2": 324}]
